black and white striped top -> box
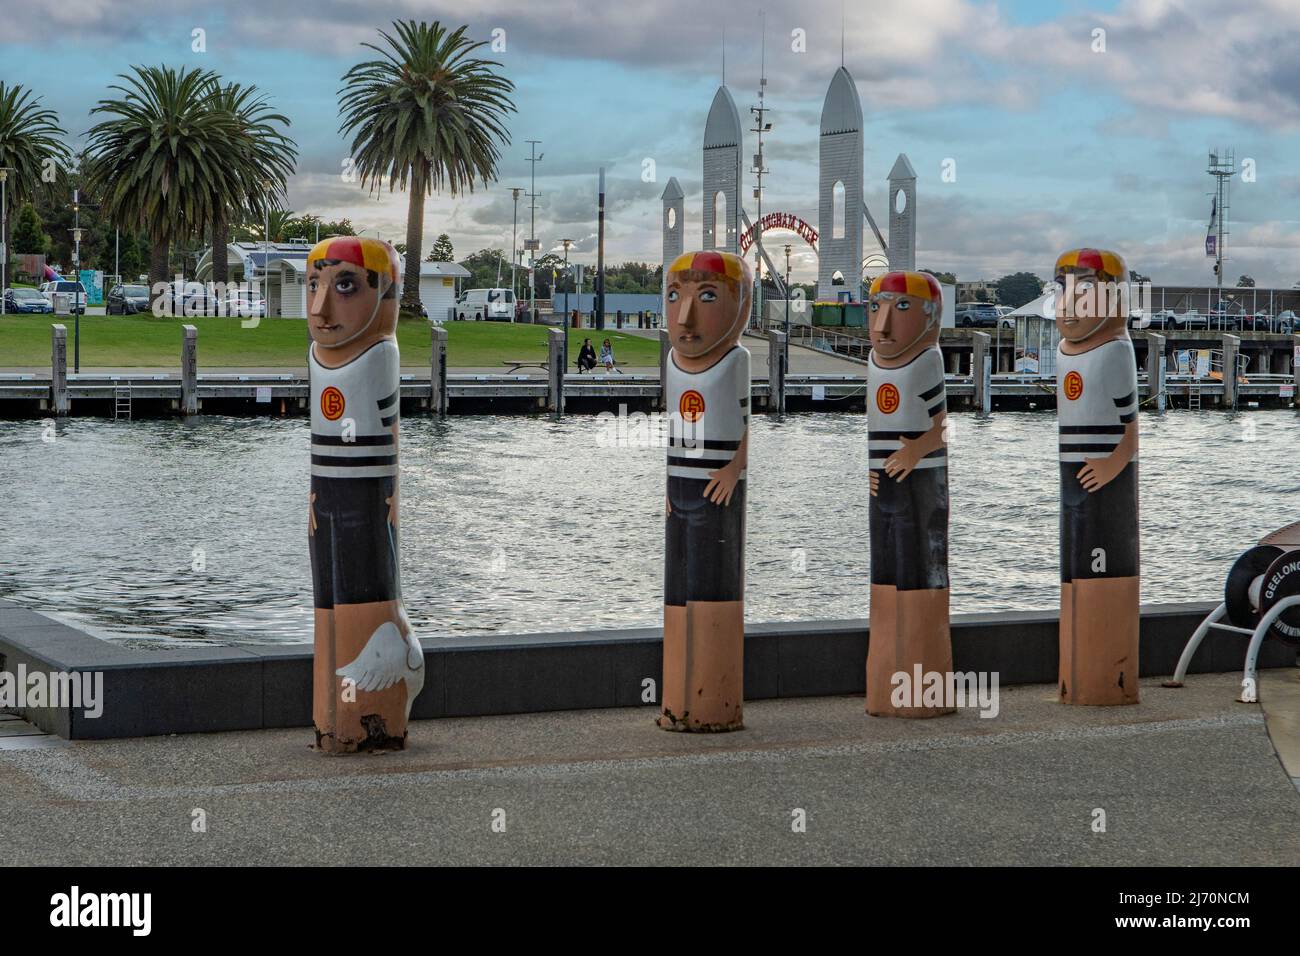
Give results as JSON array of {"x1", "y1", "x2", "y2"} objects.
[
  {"x1": 1056, "y1": 337, "x2": 1138, "y2": 464},
  {"x1": 867, "y1": 346, "x2": 948, "y2": 471},
  {"x1": 309, "y1": 339, "x2": 400, "y2": 479},
  {"x1": 665, "y1": 345, "x2": 750, "y2": 482}
]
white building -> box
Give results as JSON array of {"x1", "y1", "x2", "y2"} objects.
[
  {"x1": 420, "y1": 261, "x2": 471, "y2": 322},
  {"x1": 197, "y1": 242, "x2": 470, "y2": 319},
  {"x1": 195, "y1": 241, "x2": 312, "y2": 317}
]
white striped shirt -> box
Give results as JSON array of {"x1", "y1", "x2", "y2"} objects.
[
  {"x1": 867, "y1": 347, "x2": 947, "y2": 470},
  {"x1": 309, "y1": 339, "x2": 400, "y2": 479},
  {"x1": 665, "y1": 346, "x2": 750, "y2": 481},
  {"x1": 1057, "y1": 337, "x2": 1138, "y2": 464}
]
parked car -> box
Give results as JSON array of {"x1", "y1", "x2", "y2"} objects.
[
  {"x1": 1277, "y1": 310, "x2": 1298, "y2": 333},
  {"x1": 955, "y1": 303, "x2": 1000, "y2": 328},
  {"x1": 455, "y1": 287, "x2": 514, "y2": 321},
  {"x1": 106, "y1": 283, "x2": 153, "y2": 315},
  {"x1": 995, "y1": 305, "x2": 1016, "y2": 329},
  {"x1": 3, "y1": 287, "x2": 54, "y2": 314},
  {"x1": 1160, "y1": 309, "x2": 1209, "y2": 331},
  {"x1": 225, "y1": 289, "x2": 266, "y2": 318},
  {"x1": 39, "y1": 279, "x2": 87, "y2": 305}
]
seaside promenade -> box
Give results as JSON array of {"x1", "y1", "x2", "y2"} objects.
[{"x1": 2, "y1": 672, "x2": 1296, "y2": 865}]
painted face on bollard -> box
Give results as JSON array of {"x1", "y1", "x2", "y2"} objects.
[
  {"x1": 666, "y1": 251, "x2": 752, "y2": 365},
  {"x1": 868, "y1": 271, "x2": 943, "y2": 365},
  {"x1": 1054, "y1": 248, "x2": 1128, "y2": 344},
  {"x1": 307, "y1": 236, "x2": 401, "y2": 351}
]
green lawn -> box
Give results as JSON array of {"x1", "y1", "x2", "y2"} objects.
[{"x1": 0, "y1": 316, "x2": 660, "y2": 369}]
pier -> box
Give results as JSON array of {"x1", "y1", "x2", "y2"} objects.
[{"x1": 3, "y1": 326, "x2": 1298, "y2": 417}]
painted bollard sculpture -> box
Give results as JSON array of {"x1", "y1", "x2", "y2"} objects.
[
  {"x1": 865, "y1": 271, "x2": 954, "y2": 718},
  {"x1": 307, "y1": 236, "x2": 425, "y2": 752},
  {"x1": 658, "y1": 251, "x2": 752, "y2": 732},
  {"x1": 1054, "y1": 247, "x2": 1139, "y2": 705}
]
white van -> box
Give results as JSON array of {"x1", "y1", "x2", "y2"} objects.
[{"x1": 456, "y1": 288, "x2": 514, "y2": 321}]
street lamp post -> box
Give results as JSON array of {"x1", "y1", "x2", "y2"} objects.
[
  {"x1": 526, "y1": 141, "x2": 543, "y2": 323},
  {"x1": 70, "y1": 188, "x2": 83, "y2": 372},
  {"x1": 509, "y1": 187, "x2": 522, "y2": 301},
  {"x1": 784, "y1": 243, "x2": 792, "y2": 365},
  {"x1": 560, "y1": 238, "x2": 573, "y2": 326}
]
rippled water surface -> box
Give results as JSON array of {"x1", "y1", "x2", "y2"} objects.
[{"x1": 2, "y1": 409, "x2": 1297, "y2": 646}]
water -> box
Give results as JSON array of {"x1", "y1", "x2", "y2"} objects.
[{"x1": 1, "y1": 410, "x2": 1297, "y2": 647}]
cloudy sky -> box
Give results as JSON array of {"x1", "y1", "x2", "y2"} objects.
[{"x1": 3, "y1": 0, "x2": 1299, "y2": 286}]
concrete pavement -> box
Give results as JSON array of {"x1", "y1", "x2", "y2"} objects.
[{"x1": 1, "y1": 672, "x2": 1297, "y2": 866}]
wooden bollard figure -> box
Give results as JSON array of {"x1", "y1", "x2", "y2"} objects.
[
  {"x1": 307, "y1": 236, "x2": 425, "y2": 751},
  {"x1": 658, "y1": 251, "x2": 752, "y2": 732},
  {"x1": 865, "y1": 271, "x2": 955, "y2": 718},
  {"x1": 1054, "y1": 247, "x2": 1140, "y2": 705}
]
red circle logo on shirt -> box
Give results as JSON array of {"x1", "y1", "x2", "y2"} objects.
[
  {"x1": 680, "y1": 390, "x2": 706, "y2": 423},
  {"x1": 320, "y1": 386, "x2": 346, "y2": 421},
  {"x1": 1063, "y1": 370, "x2": 1084, "y2": 401},
  {"x1": 876, "y1": 383, "x2": 901, "y2": 414}
]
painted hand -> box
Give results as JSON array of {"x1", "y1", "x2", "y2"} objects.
[
  {"x1": 869, "y1": 470, "x2": 879, "y2": 497},
  {"x1": 884, "y1": 436, "x2": 923, "y2": 482},
  {"x1": 1077, "y1": 456, "x2": 1121, "y2": 493},
  {"x1": 703, "y1": 462, "x2": 742, "y2": 507},
  {"x1": 385, "y1": 494, "x2": 398, "y2": 528},
  {"x1": 665, "y1": 494, "x2": 672, "y2": 516},
  {"x1": 308, "y1": 491, "x2": 317, "y2": 537}
]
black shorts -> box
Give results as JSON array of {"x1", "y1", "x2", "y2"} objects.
[
  {"x1": 870, "y1": 466, "x2": 949, "y2": 591},
  {"x1": 1060, "y1": 460, "x2": 1139, "y2": 582},
  {"x1": 310, "y1": 475, "x2": 399, "y2": 608},
  {"x1": 664, "y1": 475, "x2": 746, "y2": 605}
]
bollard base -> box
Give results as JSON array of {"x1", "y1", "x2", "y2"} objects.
[
  {"x1": 314, "y1": 721, "x2": 408, "y2": 754},
  {"x1": 655, "y1": 709, "x2": 744, "y2": 733}
]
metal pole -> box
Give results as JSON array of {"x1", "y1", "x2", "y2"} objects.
[
  {"x1": 0, "y1": 168, "x2": 7, "y2": 317},
  {"x1": 114, "y1": 229, "x2": 119, "y2": 285},
  {"x1": 596, "y1": 167, "x2": 606, "y2": 331},
  {"x1": 72, "y1": 190, "x2": 81, "y2": 373},
  {"x1": 784, "y1": 243, "x2": 791, "y2": 368},
  {"x1": 510, "y1": 187, "x2": 521, "y2": 301},
  {"x1": 526, "y1": 143, "x2": 542, "y2": 324}
]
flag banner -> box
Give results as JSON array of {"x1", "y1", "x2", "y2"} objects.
[{"x1": 1206, "y1": 234, "x2": 1217, "y2": 257}]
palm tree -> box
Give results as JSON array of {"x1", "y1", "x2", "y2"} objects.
[
  {"x1": 0, "y1": 83, "x2": 71, "y2": 276},
  {"x1": 338, "y1": 20, "x2": 516, "y2": 314},
  {"x1": 207, "y1": 83, "x2": 296, "y2": 287},
  {"x1": 84, "y1": 66, "x2": 244, "y2": 287}
]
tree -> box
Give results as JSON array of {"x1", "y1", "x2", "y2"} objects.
[
  {"x1": 1237, "y1": 274, "x2": 1255, "y2": 287},
  {"x1": 427, "y1": 233, "x2": 454, "y2": 261},
  {"x1": 206, "y1": 81, "x2": 297, "y2": 286},
  {"x1": 338, "y1": 19, "x2": 516, "y2": 315},
  {"x1": 920, "y1": 268, "x2": 957, "y2": 285},
  {"x1": 12, "y1": 203, "x2": 48, "y2": 255},
  {"x1": 85, "y1": 66, "x2": 245, "y2": 286},
  {"x1": 994, "y1": 271, "x2": 1044, "y2": 309},
  {"x1": 0, "y1": 82, "x2": 71, "y2": 280},
  {"x1": 458, "y1": 247, "x2": 510, "y2": 290}
]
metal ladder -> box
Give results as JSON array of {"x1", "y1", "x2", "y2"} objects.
[
  {"x1": 114, "y1": 386, "x2": 132, "y2": 420},
  {"x1": 1187, "y1": 382, "x2": 1201, "y2": 411}
]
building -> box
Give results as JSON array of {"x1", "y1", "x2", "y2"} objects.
[
  {"x1": 195, "y1": 241, "x2": 313, "y2": 317},
  {"x1": 957, "y1": 280, "x2": 998, "y2": 304},
  {"x1": 420, "y1": 261, "x2": 471, "y2": 322}
]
